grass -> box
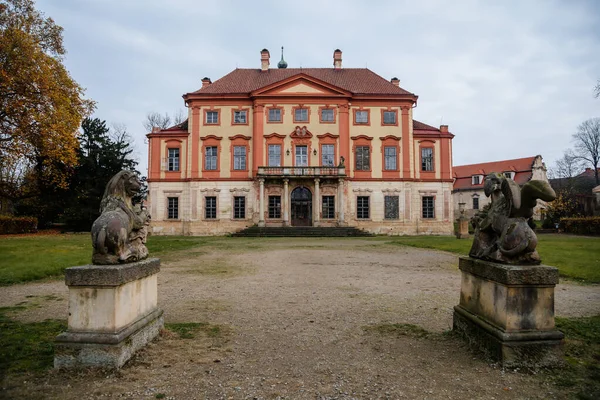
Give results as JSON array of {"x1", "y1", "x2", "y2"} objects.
[
  {"x1": 0, "y1": 307, "x2": 66, "y2": 375},
  {"x1": 165, "y1": 322, "x2": 227, "y2": 339},
  {"x1": 384, "y1": 234, "x2": 600, "y2": 283},
  {"x1": 551, "y1": 315, "x2": 600, "y2": 399}
]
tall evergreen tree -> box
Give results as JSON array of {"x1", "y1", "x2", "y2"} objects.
[{"x1": 64, "y1": 117, "x2": 142, "y2": 231}]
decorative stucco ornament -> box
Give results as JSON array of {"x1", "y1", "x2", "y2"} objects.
[
  {"x1": 469, "y1": 173, "x2": 556, "y2": 265},
  {"x1": 91, "y1": 171, "x2": 150, "y2": 265}
]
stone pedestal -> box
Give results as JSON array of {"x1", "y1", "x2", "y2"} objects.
[
  {"x1": 453, "y1": 256, "x2": 563, "y2": 367},
  {"x1": 55, "y1": 258, "x2": 164, "y2": 369},
  {"x1": 455, "y1": 216, "x2": 470, "y2": 239}
]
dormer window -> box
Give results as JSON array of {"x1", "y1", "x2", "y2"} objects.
[
  {"x1": 472, "y1": 175, "x2": 482, "y2": 185},
  {"x1": 503, "y1": 171, "x2": 515, "y2": 180}
]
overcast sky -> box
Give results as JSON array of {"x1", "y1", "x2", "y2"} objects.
[{"x1": 37, "y1": 0, "x2": 600, "y2": 175}]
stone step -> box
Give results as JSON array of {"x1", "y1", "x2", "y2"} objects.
[{"x1": 231, "y1": 226, "x2": 373, "y2": 237}]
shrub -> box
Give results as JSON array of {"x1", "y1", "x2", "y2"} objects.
[
  {"x1": 560, "y1": 217, "x2": 600, "y2": 235},
  {"x1": 542, "y1": 217, "x2": 556, "y2": 229},
  {"x1": 0, "y1": 216, "x2": 38, "y2": 235}
]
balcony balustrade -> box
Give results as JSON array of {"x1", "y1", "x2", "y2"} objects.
[{"x1": 257, "y1": 166, "x2": 346, "y2": 178}]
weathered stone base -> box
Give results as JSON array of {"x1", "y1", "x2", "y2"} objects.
[
  {"x1": 55, "y1": 309, "x2": 163, "y2": 369},
  {"x1": 55, "y1": 258, "x2": 163, "y2": 369},
  {"x1": 453, "y1": 305, "x2": 563, "y2": 368},
  {"x1": 453, "y1": 256, "x2": 564, "y2": 368}
]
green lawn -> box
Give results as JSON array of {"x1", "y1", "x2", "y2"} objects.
[
  {"x1": 0, "y1": 234, "x2": 212, "y2": 285},
  {"x1": 383, "y1": 234, "x2": 600, "y2": 283},
  {"x1": 0, "y1": 233, "x2": 598, "y2": 285}
]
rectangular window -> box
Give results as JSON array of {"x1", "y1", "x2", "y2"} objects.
[
  {"x1": 355, "y1": 110, "x2": 368, "y2": 124},
  {"x1": 473, "y1": 197, "x2": 479, "y2": 210},
  {"x1": 268, "y1": 196, "x2": 281, "y2": 219},
  {"x1": 422, "y1": 196, "x2": 435, "y2": 219},
  {"x1": 205, "y1": 196, "x2": 217, "y2": 219},
  {"x1": 384, "y1": 196, "x2": 399, "y2": 219},
  {"x1": 295, "y1": 145, "x2": 308, "y2": 166},
  {"x1": 357, "y1": 196, "x2": 370, "y2": 219},
  {"x1": 322, "y1": 195, "x2": 335, "y2": 219},
  {"x1": 233, "y1": 110, "x2": 247, "y2": 124},
  {"x1": 167, "y1": 148, "x2": 179, "y2": 171},
  {"x1": 504, "y1": 172, "x2": 513, "y2": 179},
  {"x1": 233, "y1": 146, "x2": 246, "y2": 170},
  {"x1": 294, "y1": 108, "x2": 308, "y2": 122},
  {"x1": 421, "y1": 148, "x2": 433, "y2": 171},
  {"x1": 167, "y1": 197, "x2": 179, "y2": 219},
  {"x1": 268, "y1": 108, "x2": 281, "y2": 122},
  {"x1": 206, "y1": 111, "x2": 219, "y2": 124},
  {"x1": 321, "y1": 144, "x2": 335, "y2": 166},
  {"x1": 355, "y1": 146, "x2": 370, "y2": 171},
  {"x1": 268, "y1": 144, "x2": 281, "y2": 166},
  {"x1": 384, "y1": 146, "x2": 397, "y2": 170},
  {"x1": 383, "y1": 111, "x2": 397, "y2": 125},
  {"x1": 205, "y1": 146, "x2": 218, "y2": 170},
  {"x1": 233, "y1": 196, "x2": 246, "y2": 219},
  {"x1": 321, "y1": 109, "x2": 334, "y2": 122},
  {"x1": 472, "y1": 175, "x2": 481, "y2": 185}
]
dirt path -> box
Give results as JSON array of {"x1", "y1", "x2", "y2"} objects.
[{"x1": 2, "y1": 238, "x2": 599, "y2": 399}]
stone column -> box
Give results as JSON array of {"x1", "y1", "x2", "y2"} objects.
[
  {"x1": 258, "y1": 178, "x2": 265, "y2": 227},
  {"x1": 338, "y1": 178, "x2": 345, "y2": 226},
  {"x1": 283, "y1": 178, "x2": 290, "y2": 226},
  {"x1": 314, "y1": 178, "x2": 320, "y2": 227}
]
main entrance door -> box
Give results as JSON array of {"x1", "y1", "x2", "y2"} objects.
[{"x1": 291, "y1": 186, "x2": 312, "y2": 226}]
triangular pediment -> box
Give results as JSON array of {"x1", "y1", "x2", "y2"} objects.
[{"x1": 251, "y1": 74, "x2": 351, "y2": 97}]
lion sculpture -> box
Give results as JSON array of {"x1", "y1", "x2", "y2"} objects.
[
  {"x1": 469, "y1": 173, "x2": 556, "y2": 265},
  {"x1": 91, "y1": 171, "x2": 150, "y2": 265}
]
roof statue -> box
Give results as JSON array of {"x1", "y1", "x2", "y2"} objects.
[
  {"x1": 91, "y1": 171, "x2": 150, "y2": 264},
  {"x1": 469, "y1": 173, "x2": 556, "y2": 265}
]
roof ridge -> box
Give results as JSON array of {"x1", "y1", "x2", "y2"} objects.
[{"x1": 454, "y1": 156, "x2": 536, "y2": 169}]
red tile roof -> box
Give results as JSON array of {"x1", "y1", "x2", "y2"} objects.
[
  {"x1": 188, "y1": 68, "x2": 415, "y2": 96},
  {"x1": 453, "y1": 156, "x2": 537, "y2": 191},
  {"x1": 413, "y1": 120, "x2": 440, "y2": 131}
]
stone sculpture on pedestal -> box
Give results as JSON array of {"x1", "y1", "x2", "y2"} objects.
[
  {"x1": 55, "y1": 171, "x2": 163, "y2": 369},
  {"x1": 453, "y1": 173, "x2": 564, "y2": 367}
]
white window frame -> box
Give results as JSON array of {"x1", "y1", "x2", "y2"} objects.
[
  {"x1": 268, "y1": 144, "x2": 281, "y2": 167},
  {"x1": 295, "y1": 145, "x2": 308, "y2": 166},
  {"x1": 233, "y1": 110, "x2": 247, "y2": 124}
]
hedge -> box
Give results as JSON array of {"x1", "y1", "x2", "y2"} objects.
[
  {"x1": 0, "y1": 215, "x2": 38, "y2": 235},
  {"x1": 560, "y1": 217, "x2": 600, "y2": 235}
]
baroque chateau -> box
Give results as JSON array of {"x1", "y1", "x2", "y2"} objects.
[{"x1": 146, "y1": 49, "x2": 455, "y2": 235}]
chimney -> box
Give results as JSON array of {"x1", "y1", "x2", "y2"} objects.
[
  {"x1": 440, "y1": 125, "x2": 449, "y2": 133},
  {"x1": 261, "y1": 48, "x2": 270, "y2": 71},
  {"x1": 201, "y1": 77, "x2": 212, "y2": 88},
  {"x1": 151, "y1": 126, "x2": 161, "y2": 133},
  {"x1": 333, "y1": 49, "x2": 342, "y2": 69},
  {"x1": 391, "y1": 77, "x2": 400, "y2": 87}
]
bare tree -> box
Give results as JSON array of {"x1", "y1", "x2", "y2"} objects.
[
  {"x1": 549, "y1": 150, "x2": 582, "y2": 179},
  {"x1": 142, "y1": 112, "x2": 171, "y2": 132},
  {"x1": 172, "y1": 109, "x2": 186, "y2": 125},
  {"x1": 573, "y1": 117, "x2": 600, "y2": 185},
  {"x1": 595, "y1": 80, "x2": 600, "y2": 99}
]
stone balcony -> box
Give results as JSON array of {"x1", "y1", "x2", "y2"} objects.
[{"x1": 257, "y1": 166, "x2": 346, "y2": 178}]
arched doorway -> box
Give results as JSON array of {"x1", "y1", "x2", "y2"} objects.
[{"x1": 291, "y1": 186, "x2": 312, "y2": 226}]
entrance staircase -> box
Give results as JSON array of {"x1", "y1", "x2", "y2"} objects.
[{"x1": 231, "y1": 226, "x2": 373, "y2": 237}]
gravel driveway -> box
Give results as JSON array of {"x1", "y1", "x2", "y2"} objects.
[{"x1": 1, "y1": 238, "x2": 599, "y2": 399}]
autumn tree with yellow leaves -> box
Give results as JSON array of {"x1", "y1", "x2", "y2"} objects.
[{"x1": 0, "y1": 0, "x2": 94, "y2": 201}]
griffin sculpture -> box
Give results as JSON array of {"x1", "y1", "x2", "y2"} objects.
[{"x1": 469, "y1": 173, "x2": 556, "y2": 265}]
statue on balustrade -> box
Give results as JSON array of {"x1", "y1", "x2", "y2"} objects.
[
  {"x1": 469, "y1": 173, "x2": 556, "y2": 265},
  {"x1": 91, "y1": 171, "x2": 150, "y2": 265}
]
